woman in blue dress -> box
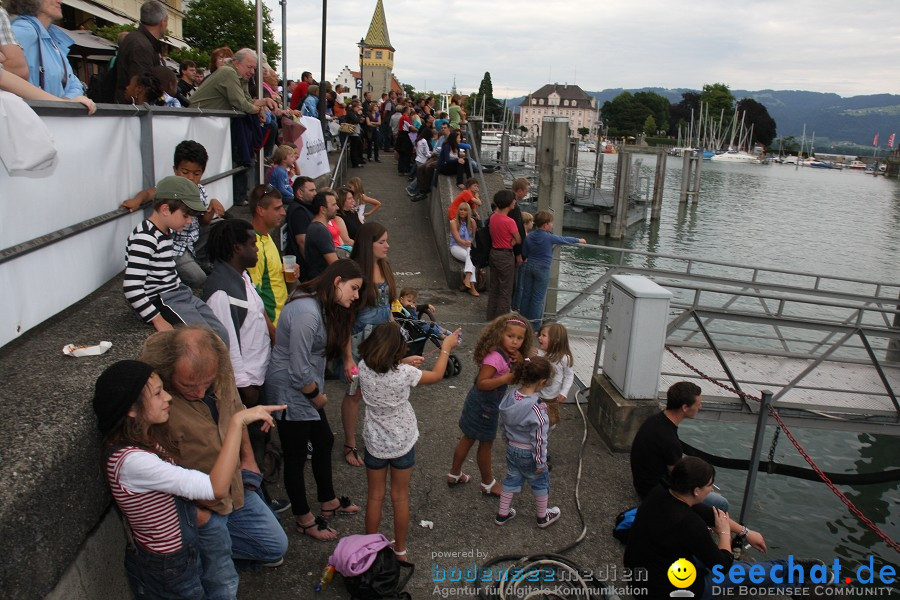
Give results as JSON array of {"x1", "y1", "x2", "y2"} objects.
[{"x1": 342, "y1": 221, "x2": 397, "y2": 466}]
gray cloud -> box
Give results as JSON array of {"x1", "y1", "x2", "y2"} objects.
[{"x1": 265, "y1": 0, "x2": 900, "y2": 97}]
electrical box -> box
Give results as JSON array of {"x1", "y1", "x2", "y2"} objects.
[{"x1": 602, "y1": 275, "x2": 673, "y2": 399}]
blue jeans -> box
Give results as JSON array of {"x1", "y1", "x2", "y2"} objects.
[
  {"x1": 702, "y1": 560, "x2": 790, "y2": 600},
  {"x1": 197, "y1": 510, "x2": 239, "y2": 600},
  {"x1": 124, "y1": 497, "x2": 206, "y2": 600},
  {"x1": 501, "y1": 445, "x2": 549, "y2": 495},
  {"x1": 227, "y1": 489, "x2": 288, "y2": 562},
  {"x1": 518, "y1": 261, "x2": 552, "y2": 330}
]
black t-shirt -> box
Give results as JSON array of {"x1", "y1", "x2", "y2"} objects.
[
  {"x1": 285, "y1": 199, "x2": 314, "y2": 264},
  {"x1": 624, "y1": 485, "x2": 731, "y2": 599},
  {"x1": 339, "y1": 209, "x2": 362, "y2": 241},
  {"x1": 301, "y1": 221, "x2": 335, "y2": 282},
  {"x1": 630, "y1": 411, "x2": 683, "y2": 498}
]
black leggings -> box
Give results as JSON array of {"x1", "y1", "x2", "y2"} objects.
[{"x1": 277, "y1": 411, "x2": 336, "y2": 516}]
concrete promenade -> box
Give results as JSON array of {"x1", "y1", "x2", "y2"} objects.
[{"x1": 233, "y1": 158, "x2": 637, "y2": 598}]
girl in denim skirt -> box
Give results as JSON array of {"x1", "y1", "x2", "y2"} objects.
[
  {"x1": 358, "y1": 322, "x2": 460, "y2": 560},
  {"x1": 447, "y1": 313, "x2": 533, "y2": 497},
  {"x1": 495, "y1": 356, "x2": 561, "y2": 529}
]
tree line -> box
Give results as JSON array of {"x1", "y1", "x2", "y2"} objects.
[{"x1": 601, "y1": 83, "x2": 777, "y2": 147}]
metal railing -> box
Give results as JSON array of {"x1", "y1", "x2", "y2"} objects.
[{"x1": 539, "y1": 242, "x2": 900, "y2": 427}]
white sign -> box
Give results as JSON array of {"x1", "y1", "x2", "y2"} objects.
[{"x1": 288, "y1": 116, "x2": 330, "y2": 179}]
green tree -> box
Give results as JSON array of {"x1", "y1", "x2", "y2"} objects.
[
  {"x1": 668, "y1": 91, "x2": 700, "y2": 137},
  {"x1": 465, "y1": 71, "x2": 502, "y2": 121},
  {"x1": 601, "y1": 91, "x2": 663, "y2": 136},
  {"x1": 736, "y1": 98, "x2": 777, "y2": 147},
  {"x1": 774, "y1": 135, "x2": 799, "y2": 155},
  {"x1": 633, "y1": 91, "x2": 669, "y2": 133},
  {"x1": 402, "y1": 83, "x2": 415, "y2": 98},
  {"x1": 89, "y1": 23, "x2": 136, "y2": 43},
  {"x1": 577, "y1": 127, "x2": 590, "y2": 139},
  {"x1": 642, "y1": 115, "x2": 657, "y2": 135},
  {"x1": 519, "y1": 125, "x2": 528, "y2": 134},
  {"x1": 700, "y1": 83, "x2": 735, "y2": 122},
  {"x1": 182, "y1": 0, "x2": 280, "y2": 65}
]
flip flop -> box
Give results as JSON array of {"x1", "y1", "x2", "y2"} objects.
[
  {"x1": 321, "y1": 496, "x2": 360, "y2": 517},
  {"x1": 343, "y1": 445, "x2": 363, "y2": 467},
  {"x1": 297, "y1": 516, "x2": 338, "y2": 541}
]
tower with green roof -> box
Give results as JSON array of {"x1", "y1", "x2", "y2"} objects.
[{"x1": 360, "y1": 0, "x2": 394, "y2": 98}]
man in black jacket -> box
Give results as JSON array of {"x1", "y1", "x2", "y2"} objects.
[{"x1": 115, "y1": 0, "x2": 167, "y2": 103}]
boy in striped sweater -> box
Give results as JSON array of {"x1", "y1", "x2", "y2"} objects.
[{"x1": 123, "y1": 176, "x2": 229, "y2": 344}]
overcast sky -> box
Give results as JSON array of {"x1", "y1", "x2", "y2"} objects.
[{"x1": 264, "y1": 0, "x2": 899, "y2": 98}]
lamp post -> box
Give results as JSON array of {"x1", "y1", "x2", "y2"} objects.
[{"x1": 357, "y1": 38, "x2": 366, "y2": 100}]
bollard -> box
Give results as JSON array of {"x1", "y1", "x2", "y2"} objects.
[
  {"x1": 538, "y1": 117, "x2": 570, "y2": 317},
  {"x1": 651, "y1": 151, "x2": 667, "y2": 220}
]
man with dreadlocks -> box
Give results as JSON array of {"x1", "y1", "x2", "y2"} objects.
[{"x1": 203, "y1": 219, "x2": 290, "y2": 517}]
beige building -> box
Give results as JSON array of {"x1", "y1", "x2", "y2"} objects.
[
  {"x1": 519, "y1": 83, "x2": 599, "y2": 137},
  {"x1": 61, "y1": 0, "x2": 188, "y2": 49},
  {"x1": 358, "y1": 0, "x2": 393, "y2": 99}
]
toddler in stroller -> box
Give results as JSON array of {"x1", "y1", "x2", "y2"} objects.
[{"x1": 391, "y1": 288, "x2": 461, "y2": 377}]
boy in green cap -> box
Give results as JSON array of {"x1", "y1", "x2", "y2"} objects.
[{"x1": 123, "y1": 176, "x2": 229, "y2": 344}]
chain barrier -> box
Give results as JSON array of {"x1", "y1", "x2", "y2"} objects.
[{"x1": 665, "y1": 345, "x2": 900, "y2": 554}]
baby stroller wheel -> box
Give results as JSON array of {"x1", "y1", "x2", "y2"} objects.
[{"x1": 444, "y1": 355, "x2": 462, "y2": 378}]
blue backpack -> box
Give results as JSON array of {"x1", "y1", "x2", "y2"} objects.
[{"x1": 612, "y1": 506, "x2": 638, "y2": 544}]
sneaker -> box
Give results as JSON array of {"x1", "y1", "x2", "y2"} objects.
[
  {"x1": 536, "y1": 506, "x2": 561, "y2": 528},
  {"x1": 495, "y1": 508, "x2": 516, "y2": 526},
  {"x1": 411, "y1": 192, "x2": 428, "y2": 202},
  {"x1": 307, "y1": 441, "x2": 313, "y2": 460},
  {"x1": 269, "y1": 498, "x2": 292, "y2": 514},
  {"x1": 261, "y1": 557, "x2": 284, "y2": 568}
]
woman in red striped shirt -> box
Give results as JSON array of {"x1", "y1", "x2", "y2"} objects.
[{"x1": 93, "y1": 360, "x2": 284, "y2": 600}]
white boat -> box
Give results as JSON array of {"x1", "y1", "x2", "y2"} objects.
[
  {"x1": 710, "y1": 149, "x2": 761, "y2": 164},
  {"x1": 479, "y1": 122, "x2": 505, "y2": 145},
  {"x1": 848, "y1": 160, "x2": 866, "y2": 170},
  {"x1": 781, "y1": 156, "x2": 798, "y2": 165}
]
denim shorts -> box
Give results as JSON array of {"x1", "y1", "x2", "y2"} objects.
[
  {"x1": 501, "y1": 444, "x2": 549, "y2": 495},
  {"x1": 364, "y1": 446, "x2": 415, "y2": 470}
]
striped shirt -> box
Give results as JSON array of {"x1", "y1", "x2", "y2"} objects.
[
  {"x1": 106, "y1": 447, "x2": 213, "y2": 554},
  {"x1": 0, "y1": 8, "x2": 18, "y2": 47},
  {"x1": 124, "y1": 219, "x2": 180, "y2": 321},
  {"x1": 171, "y1": 184, "x2": 210, "y2": 257}
]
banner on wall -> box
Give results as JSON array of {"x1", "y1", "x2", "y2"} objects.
[{"x1": 283, "y1": 116, "x2": 330, "y2": 179}]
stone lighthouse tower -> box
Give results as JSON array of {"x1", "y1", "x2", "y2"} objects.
[{"x1": 360, "y1": 0, "x2": 394, "y2": 98}]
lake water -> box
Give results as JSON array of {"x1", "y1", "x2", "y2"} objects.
[{"x1": 549, "y1": 154, "x2": 900, "y2": 570}]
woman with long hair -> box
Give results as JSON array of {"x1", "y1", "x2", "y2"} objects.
[
  {"x1": 342, "y1": 221, "x2": 397, "y2": 466},
  {"x1": 449, "y1": 201, "x2": 479, "y2": 296},
  {"x1": 93, "y1": 360, "x2": 282, "y2": 599},
  {"x1": 265, "y1": 259, "x2": 365, "y2": 540},
  {"x1": 438, "y1": 130, "x2": 471, "y2": 188}
]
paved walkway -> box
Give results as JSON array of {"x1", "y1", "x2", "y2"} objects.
[{"x1": 236, "y1": 157, "x2": 637, "y2": 598}]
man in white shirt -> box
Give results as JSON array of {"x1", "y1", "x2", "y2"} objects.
[{"x1": 202, "y1": 219, "x2": 289, "y2": 515}]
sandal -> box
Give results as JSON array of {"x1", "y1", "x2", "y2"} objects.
[
  {"x1": 297, "y1": 515, "x2": 338, "y2": 541},
  {"x1": 344, "y1": 445, "x2": 363, "y2": 467},
  {"x1": 321, "y1": 496, "x2": 360, "y2": 517},
  {"x1": 480, "y1": 479, "x2": 501, "y2": 497},
  {"x1": 446, "y1": 472, "x2": 471, "y2": 487},
  {"x1": 393, "y1": 547, "x2": 408, "y2": 562}
]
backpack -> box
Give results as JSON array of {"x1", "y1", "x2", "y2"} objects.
[
  {"x1": 343, "y1": 547, "x2": 414, "y2": 600},
  {"x1": 469, "y1": 223, "x2": 492, "y2": 269},
  {"x1": 86, "y1": 55, "x2": 118, "y2": 103},
  {"x1": 612, "y1": 506, "x2": 638, "y2": 544}
]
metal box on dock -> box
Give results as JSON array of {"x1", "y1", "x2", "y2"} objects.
[{"x1": 602, "y1": 275, "x2": 672, "y2": 399}]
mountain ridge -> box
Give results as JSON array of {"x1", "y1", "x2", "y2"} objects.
[{"x1": 504, "y1": 88, "x2": 900, "y2": 148}]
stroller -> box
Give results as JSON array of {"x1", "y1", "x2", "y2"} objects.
[{"x1": 392, "y1": 306, "x2": 462, "y2": 378}]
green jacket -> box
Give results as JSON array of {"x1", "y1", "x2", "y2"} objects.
[{"x1": 190, "y1": 64, "x2": 256, "y2": 113}]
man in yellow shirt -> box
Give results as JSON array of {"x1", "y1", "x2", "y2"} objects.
[{"x1": 246, "y1": 185, "x2": 295, "y2": 326}]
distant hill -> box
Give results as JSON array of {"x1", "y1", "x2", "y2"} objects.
[{"x1": 506, "y1": 88, "x2": 900, "y2": 149}]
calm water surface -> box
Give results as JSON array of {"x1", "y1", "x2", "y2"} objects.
[{"x1": 554, "y1": 155, "x2": 900, "y2": 568}]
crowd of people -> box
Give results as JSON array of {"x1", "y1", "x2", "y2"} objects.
[{"x1": 4, "y1": 3, "x2": 828, "y2": 596}]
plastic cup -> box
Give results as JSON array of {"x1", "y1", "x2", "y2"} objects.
[{"x1": 283, "y1": 255, "x2": 297, "y2": 282}]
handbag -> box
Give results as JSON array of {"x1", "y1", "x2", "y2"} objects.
[
  {"x1": 339, "y1": 122, "x2": 356, "y2": 134},
  {"x1": 0, "y1": 90, "x2": 58, "y2": 174},
  {"x1": 343, "y1": 546, "x2": 414, "y2": 600}
]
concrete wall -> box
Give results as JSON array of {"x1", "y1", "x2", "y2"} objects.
[{"x1": 429, "y1": 175, "x2": 466, "y2": 288}]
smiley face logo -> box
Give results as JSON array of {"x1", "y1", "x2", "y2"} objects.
[{"x1": 668, "y1": 558, "x2": 696, "y2": 588}]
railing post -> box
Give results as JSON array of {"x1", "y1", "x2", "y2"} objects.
[
  {"x1": 738, "y1": 390, "x2": 772, "y2": 526},
  {"x1": 139, "y1": 110, "x2": 155, "y2": 190},
  {"x1": 538, "y1": 117, "x2": 570, "y2": 318},
  {"x1": 651, "y1": 151, "x2": 667, "y2": 220},
  {"x1": 679, "y1": 152, "x2": 691, "y2": 203}
]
